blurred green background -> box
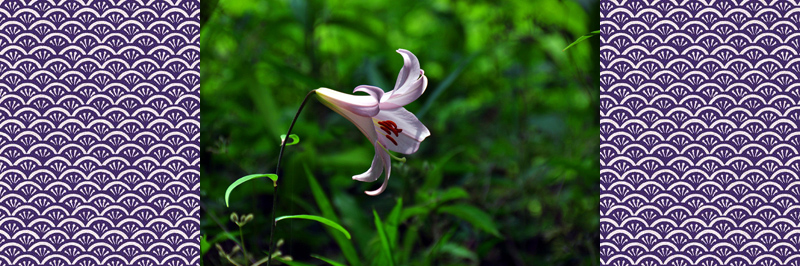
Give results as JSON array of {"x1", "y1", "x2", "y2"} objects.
[{"x1": 200, "y1": 0, "x2": 599, "y2": 265}]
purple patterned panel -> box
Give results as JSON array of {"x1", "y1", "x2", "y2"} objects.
[
  {"x1": 601, "y1": 1, "x2": 800, "y2": 266},
  {"x1": 0, "y1": 1, "x2": 199, "y2": 266}
]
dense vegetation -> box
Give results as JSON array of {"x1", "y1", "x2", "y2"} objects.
[{"x1": 200, "y1": 0, "x2": 599, "y2": 265}]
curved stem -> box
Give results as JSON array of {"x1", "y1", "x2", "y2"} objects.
[{"x1": 267, "y1": 90, "x2": 316, "y2": 266}]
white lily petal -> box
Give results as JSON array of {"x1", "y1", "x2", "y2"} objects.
[
  {"x1": 365, "y1": 141, "x2": 392, "y2": 196},
  {"x1": 373, "y1": 107, "x2": 430, "y2": 154},
  {"x1": 316, "y1": 87, "x2": 380, "y2": 117},
  {"x1": 380, "y1": 71, "x2": 427, "y2": 110},
  {"x1": 389, "y1": 49, "x2": 421, "y2": 94},
  {"x1": 354, "y1": 85, "x2": 385, "y2": 100},
  {"x1": 353, "y1": 143, "x2": 383, "y2": 182},
  {"x1": 317, "y1": 92, "x2": 379, "y2": 143}
]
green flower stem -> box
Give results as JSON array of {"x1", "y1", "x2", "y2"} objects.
[
  {"x1": 267, "y1": 90, "x2": 316, "y2": 266},
  {"x1": 239, "y1": 225, "x2": 248, "y2": 262}
]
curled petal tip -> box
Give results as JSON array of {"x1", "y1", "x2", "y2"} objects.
[
  {"x1": 364, "y1": 174, "x2": 390, "y2": 196},
  {"x1": 364, "y1": 141, "x2": 392, "y2": 196},
  {"x1": 395, "y1": 49, "x2": 418, "y2": 60},
  {"x1": 353, "y1": 171, "x2": 378, "y2": 182},
  {"x1": 353, "y1": 85, "x2": 385, "y2": 99},
  {"x1": 365, "y1": 187, "x2": 385, "y2": 196}
]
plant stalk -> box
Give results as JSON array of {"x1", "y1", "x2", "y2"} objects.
[
  {"x1": 239, "y1": 226, "x2": 248, "y2": 262},
  {"x1": 267, "y1": 90, "x2": 316, "y2": 266}
]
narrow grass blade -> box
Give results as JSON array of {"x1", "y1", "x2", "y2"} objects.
[
  {"x1": 385, "y1": 198, "x2": 403, "y2": 245},
  {"x1": 276, "y1": 214, "x2": 351, "y2": 239},
  {"x1": 312, "y1": 254, "x2": 348, "y2": 266},
  {"x1": 563, "y1": 30, "x2": 600, "y2": 51},
  {"x1": 373, "y1": 209, "x2": 396, "y2": 266},
  {"x1": 225, "y1": 174, "x2": 278, "y2": 207}
]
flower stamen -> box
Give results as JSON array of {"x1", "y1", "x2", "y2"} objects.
[
  {"x1": 379, "y1": 126, "x2": 393, "y2": 135},
  {"x1": 385, "y1": 134, "x2": 398, "y2": 145},
  {"x1": 378, "y1": 120, "x2": 402, "y2": 137}
]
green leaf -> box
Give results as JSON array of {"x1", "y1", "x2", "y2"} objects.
[
  {"x1": 399, "y1": 205, "x2": 431, "y2": 223},
  {"x1": 305, "y1": 165, "x2": 361, "y2": 266},
  {"x1": 438, "y1": 204, "x2": 502, "y2": 238},
  {"x1": 437, "y1": 187, "x2": 469, "y2": 203},
  {"x1": 440, "y1": 243, "x2": 478, "y2": 261},
  {"x1": 200, "y1": 235, "x2": 210, "y2": 255},
  {"x1": 280, "y1": 134, "x2": 300, "y2": 146},
  {"x1": 563, "y1": 30, "x2": 600, "y2": 51},
  {"x1": 385, "y1": 198, "x2": 403, "y2": 246},
  {"x1": 225, "y1": 173, "x2": 278, "y2": 207},
  {"x1": 373, "y1": 209, "x2": 396, "y2": 266},
  {"x1": 312, "y1": 254, "x2": 348, "y2": 266},
  {"x1": 275, "y1": 214, "x2": 352, "y2": 239}
]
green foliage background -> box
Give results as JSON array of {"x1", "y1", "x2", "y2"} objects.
[{"x1": 200, "y1": 0, "x2": 599, "y2": 265}]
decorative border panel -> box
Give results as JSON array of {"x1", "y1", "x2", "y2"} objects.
[
  {"x1": 0, "y1": 1, "x2": 199, "y2": 265},
  {"x1": 601, "y1": 1, "x2": 800, "y2": 265}
]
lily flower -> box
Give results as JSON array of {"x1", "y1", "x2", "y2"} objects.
[{"x1": 315, "y1": 49, "x2": 430, "y2": 195}]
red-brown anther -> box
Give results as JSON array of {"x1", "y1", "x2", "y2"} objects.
[
  {"x1": 377, "y1": 120, "x2": 402, "y2": 138},
  {"x1": 385, "y1": 134, "x2": 398, "y2": 145},
  {"x1": 380, "y1": 126, "x2": 392, "y2": 135}
]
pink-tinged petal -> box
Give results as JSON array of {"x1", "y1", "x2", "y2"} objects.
[
  {"x1": 353, "y1": 143, "x2": 383, "y2": 182},
  {"x1": 317, "y1": 92, "x2": 379, "y2": 143},
  {"x1": 365, "y1": 140, "x2": 392, "y2": 196},
  {"x1": 380, "y1": 71, "x2": 427, "y2": 110},
  {"x1": 373, "y1": 107, "x2": 430, "y2": 154},
  {"x1": 354, "y1": 85, "x2": 385, "y2": 100},
  {"x1": 316, "y1": 87, "x2": 380, "y2": 117},
  {"x1": 390, "y1": 49, "x2": 421, "y2": 93}
]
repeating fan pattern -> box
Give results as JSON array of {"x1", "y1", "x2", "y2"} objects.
[
  {"x1": 600, "y1": 1, "x2": 800, "y2": 265},
  {"x1": 0, "y1": 1, "x2": 199, "y2": 265}
]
